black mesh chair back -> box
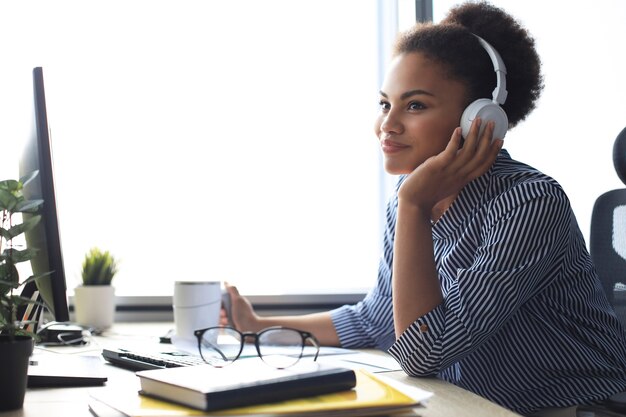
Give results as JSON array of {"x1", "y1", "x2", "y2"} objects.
[{"x1": 590, "y1": 126, "x2": 626, "y2": 328}]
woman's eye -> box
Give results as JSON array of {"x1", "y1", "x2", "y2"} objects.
[
  {"x1": 378, "y1": 100, "x2": 390, "y2": 111},
  {"x1": 408, "y1": 101, "x2": 426, "y2": 111}
]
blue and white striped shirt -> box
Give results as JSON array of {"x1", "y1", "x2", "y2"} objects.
[{"x1": 331, "y1": 150, "x2": 626, "y2": 415}]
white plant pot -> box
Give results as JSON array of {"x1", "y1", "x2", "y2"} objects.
[{"x1": 74, "y1": 285, "x2": 116, "y2": 330}]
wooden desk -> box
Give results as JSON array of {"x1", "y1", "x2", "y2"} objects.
[{"x1": 1, "y1": 323, "x2": 521, "y2": 417}]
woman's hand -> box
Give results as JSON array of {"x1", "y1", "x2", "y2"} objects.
[
  {"x1": 398, "y1": 118, "x2": 503, "y2": 213},
  {"x1": 391, "y1": 118, "x2": 503, "y2": 336},
  {"x1": 220, "y1": 282, "x2": 261, "y2": 331}
]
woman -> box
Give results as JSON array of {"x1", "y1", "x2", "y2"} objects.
[{"x1": 223, "y1": 2, "x2": 626, "y2": 415}]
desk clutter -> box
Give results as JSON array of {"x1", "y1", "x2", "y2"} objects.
[
  {"x1": 136, "y1": 361, "x2": 357, "y2": 411},
  {"x1": 15, "y1": 323, "x2": 525, "y2": 417},
  {"x1": 89, "y1": 366, "x2": 429, "y2": 417},
  {"x1": 89, "y1": 334, "x2": 428, "y2": 416}
]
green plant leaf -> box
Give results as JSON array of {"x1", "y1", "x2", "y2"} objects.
[
  {"x1": 3, "y1": 215, "x2": 41, "y2": 240},
  {"x1": 82, "y1": 247, "x2": 118, "y2": 285},
  {"x1": 0, "y1": 283, "x2": 15, "y2": 297},
  {"x1": 0, "y1": 172, "x2": 45, "y2": 339},
  {"x1": 1, "y1": 247, "x2": 39, "y2": 264},
  {"x1": 0, "y1": 179, "x2": 20, "y2": 193},
  {"x1": 23, "y1": 271, "x2": 53, "y2": 285},
  {"x1": 16, "y1": 199, "x2": 43, "y2": 213},
  {"x1": 0, "y1": 303, "x2": 11, "y2": 323},
  {"x1": 0, "y1": 281, "x2": 17, "y2": 296},
  {"x1": 0, "y1": 188, "x2": 19, "y2": 211},
  {"x1": 0, "y1": 263, "x2": 20, "y2": 290},
  {"x1": 11, "y1": 294, "x2": 43, "y2": 307},
  {"x1": 19, "y1": 170, "x2": 39, "y2": 188}
]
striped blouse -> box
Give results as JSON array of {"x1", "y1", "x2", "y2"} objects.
[{"x1": 330, "y1": 150, "x2": 626, "y2": 415}]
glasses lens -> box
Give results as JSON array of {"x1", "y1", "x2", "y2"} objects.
[
  {"x1": 257, "y1": 328, "x2": 305, "y2": 368},
  {"x1": 198, "y1": 327, "x2": 242, "y2": 367}
]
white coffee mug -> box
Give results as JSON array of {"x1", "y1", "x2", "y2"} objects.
[{"x1": 173, "y1": 281, "x2": 222, "y2": 341}]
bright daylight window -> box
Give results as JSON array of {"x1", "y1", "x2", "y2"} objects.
[
  {"x1": 433, "y1": 0, "x2": 626, "y2": 245},
  {"x1": 0, "y1": 1, "x2": 410, "y2": 297}
]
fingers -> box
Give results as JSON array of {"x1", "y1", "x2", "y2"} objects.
[
  {"x1": 219, "y1": 309, "x2": 230, "y2": 326},
  {"x1": 438, "y1": 127, "x2": 464, "y2": 165},
  {"x1": 454, "y1": 118, "x2": 502, "y2": 181},
  {"x1": 463, "y1": 117, "x2": 492, "y2": 152},
  {"x1": 446, "y1": 127, "x2": 464, "y2": 152},
  {"x1": 224, "y1": 281, "x2": 240, "y2": 297},
  {"x1": 400, "y1": 118, "x2": 502, "y2": 211}
]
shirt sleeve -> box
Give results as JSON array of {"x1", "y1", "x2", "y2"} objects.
[
  {"x1": 388, "y1": 181, "x2": 572, "y2": 376},
  {"x1": 330, "y1": 284, "x2": 396, "y2": 350},
  {"x1": 330, "y1": 189, "x2": 400, "y2": 351}
]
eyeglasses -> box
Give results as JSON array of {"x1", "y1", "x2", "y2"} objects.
[{"x1": 193, "y1": 326, "x2": 320, "y2": 369}]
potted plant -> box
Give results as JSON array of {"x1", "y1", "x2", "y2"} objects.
[
  {"x1": 0, "y1": 172, "x2": 46, "y2": 411},
  {"x1": 73, "y1": 247, "x2": 119, "y2": 331}
]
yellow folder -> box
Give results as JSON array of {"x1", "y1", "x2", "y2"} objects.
[{"x1": 89, "y1": 369, "x2": 425, "y2": 417}]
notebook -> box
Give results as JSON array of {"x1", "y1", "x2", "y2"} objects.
[
  {"x1": 136, "y1": 360, "x2": 357, "y2": 411},
  {"x1": 88, "y1": 369, "x2": 427, "y2": 417}
]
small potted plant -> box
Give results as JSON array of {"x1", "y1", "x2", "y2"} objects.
[
  {"x1": 73, "y1": 247, "x2": 119, "y2": 331},
  {"x1": 0, "y1": 172, "x2": 46, "y2": 411}
]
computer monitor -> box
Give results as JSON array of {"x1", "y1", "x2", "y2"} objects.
[{"x1": 18, "y1": 67, "x2": 70, "y2": 325}]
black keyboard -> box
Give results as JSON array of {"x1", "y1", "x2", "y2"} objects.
[{"x1": 102, "y1": 348, "x2": 205, "y2": 371}]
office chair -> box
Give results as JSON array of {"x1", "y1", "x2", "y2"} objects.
[
  {"x1": 586, "y1": 127, "x2": 626, "y2": 417},
  {"x1": 590, "y1": 126, "x2": 626, "y2": 328}
]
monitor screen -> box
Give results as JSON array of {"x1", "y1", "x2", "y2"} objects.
[{"x1": 18, "y1": 67, "x2": 70, "y2": 324}]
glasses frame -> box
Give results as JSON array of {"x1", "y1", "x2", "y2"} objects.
[{"x1": 193, "y1": 325, "x2": 320, "y2": 368}]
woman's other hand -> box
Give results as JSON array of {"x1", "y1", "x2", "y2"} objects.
[{"x1": 221, "y1": 282, "x2": 261, "y2": 331}]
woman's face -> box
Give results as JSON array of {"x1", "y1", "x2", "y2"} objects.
[{"x1": 374, "y1": 52, "x2": 467, "y2": 175}]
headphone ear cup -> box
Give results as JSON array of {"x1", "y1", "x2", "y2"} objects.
[{"x1": 460, "y1": 98, "x2": 508, "y2": 141}]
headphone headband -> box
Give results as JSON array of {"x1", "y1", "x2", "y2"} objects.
[{"x1": 473, "y1": 34, "x2": 508, "y2": 105}]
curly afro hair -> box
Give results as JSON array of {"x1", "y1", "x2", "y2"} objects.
[{"x1": 392, "y1": 1, "x2": 543, "y2": 128}]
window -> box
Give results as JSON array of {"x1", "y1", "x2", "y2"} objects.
[
  {"x1": 433, "y1": 0, "x2": 626, "y2": 246},
  {"x1": 0, "y1": 1, "x2": 413, "y2": 297}
]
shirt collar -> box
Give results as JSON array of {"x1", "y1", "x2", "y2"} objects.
[{"x1": 431, "y1": 150, "x2": 510, "y2": 238}]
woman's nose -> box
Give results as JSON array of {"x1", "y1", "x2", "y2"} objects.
[{"x1": 380, "y1": 111, "x2": 402, "y2": 134}]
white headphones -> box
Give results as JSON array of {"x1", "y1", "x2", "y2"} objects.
[{"x1": 459, "y1": 35, "x2": 509, "y2": 141}]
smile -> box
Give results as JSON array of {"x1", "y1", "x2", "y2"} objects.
[{"x1": 381, "y1": 139, "x2": 409, "y2": 154}]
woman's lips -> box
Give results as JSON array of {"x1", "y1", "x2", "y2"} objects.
[{"x1": 381, "y1": 139, "x2": 409, "y2": 154}]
